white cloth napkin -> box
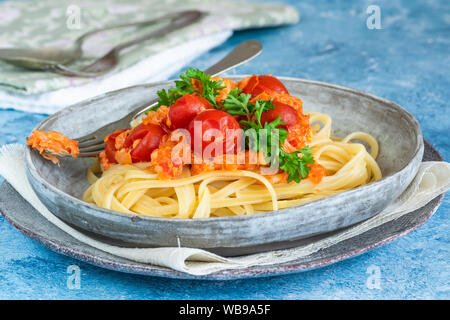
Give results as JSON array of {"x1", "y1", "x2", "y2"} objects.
[
  {"x1": 0, "y1": 143, "x2": 449, "y2": 276},
  {"x1": 0, "y1": 0, "x2": 300, "y2": 114},
  {"x1": 0, "y1": 31, "x2": 231, "y2": 114}
]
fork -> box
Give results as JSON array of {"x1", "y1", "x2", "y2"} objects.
[
  {"x1": 75, "y1": 40, "x2": 263, "y2": 157},
  {"x1": 50, "y1": 10, "x2": 204, "y2": 77},
  {"x1": 0, "y1": 10, "x2": 202, "y2": 73}
]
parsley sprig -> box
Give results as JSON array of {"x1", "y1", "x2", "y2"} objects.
[
  {"x1": 220, "y1": 88, "x2": 251, "y2": 116},
  {"x1": 280, "y1": 147, "x2": 314, "y2": 183},
  {"x1": 150, "y1": 69, "x2": 315, "y2": 182},
  {"x1": 151, "y1": 68, "x2": 225, "y2": 111},
  {"x1": 221, "y1": 88, "x2": 315, "y2": 182},
  {"x1": 221, "y1": 88, "x2": 274, "y2": 123}
]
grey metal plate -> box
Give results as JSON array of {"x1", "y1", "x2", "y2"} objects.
[
  {"x1": 24, "y1": 77, "x2": 424, "y2": 253},
  {"x1": 0, "y1": 139, "x2": 443, "y2": 280}
]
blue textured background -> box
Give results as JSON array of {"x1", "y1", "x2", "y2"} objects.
[{"x1": 0, "y1": 0, "x2": 449, "y2": 299}]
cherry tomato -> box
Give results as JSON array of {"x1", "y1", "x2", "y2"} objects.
[
  {"x1": 123, "y1": 123, "x2": 160, "y2": 148},
  {"x1": 104, "y1": 140, "x2": 117, "y2": 163},
  {"x1": 130, "y1": 131, "x2": 164, "y2": 162},
  {"x1": 260, "y1": 101, "x2": 299, "y2": 129},
  {"x1": 124, "y1": 123, "x2": 165, "y2": 162},
  {"x1": 187, "y1": 110, "x2": 242, "y2": 156},
  {"x1": 104, "y1": 129, "x2": 127, "y2": 164},
  {"x1": 168, "y1": 94, "x2": 212, "y2": 129},
  {"x1": 242, "y1": 75, "x2": 288, "y2": 97}
]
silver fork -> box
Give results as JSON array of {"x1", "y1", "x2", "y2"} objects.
[
  {"x1": 76, "y1": 40, "x2": 263, "y2": 157},
  {"x1": 50, "y1": 10, "x2": 204, "y2": 77}
]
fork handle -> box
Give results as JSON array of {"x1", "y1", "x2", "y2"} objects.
[
  {"x1": 51, "y1": 10, "x2": 204, "y2": 78},
  {"x1": 112, "y1": 11, "x2": 204, "y2": 53},
  {"x1": 203, "y1": 40, "x2": 262, "y2": 76},
  {"x1": 74, "y1": 10, "x2": 200, "y2": 46},
  {"x1": 131, "y1": 40, "x2": 263, "y2": 120}
]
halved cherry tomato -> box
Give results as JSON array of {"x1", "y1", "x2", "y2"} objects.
[
  {"x1": 104, "y1": 140, "x2": 117, "y2": 164},
  {"x1": 168, "y1": 94, "x2": 212, "y2": 129},
  {"x1": 187, "y1": 109, "x2": 242, "y2": 156},
  {"x1": 242, "y1": 75, "x2": 288, "y2": 97},
  {"x1": 123, "y1": 123, "x2": 161, "y2": 148},
  {"x1": 124, "y1": 123, "x2": 165, "y2": 162},
  {"x1": 260, "y1": 101, "x2": 299, "y2": 129},
  {"x1": 104, "y1": 129, "x2": 127, "y2": 164},
  {"x1": 130, "y1": 131, "x2": 164, "y2": 162}
]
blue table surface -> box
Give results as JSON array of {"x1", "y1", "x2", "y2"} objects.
[{"x1": 0, "y1": 0, "x2": 449, "y2": 299}]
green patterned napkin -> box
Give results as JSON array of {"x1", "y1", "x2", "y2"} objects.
[{"x1": 0, "y1": 0, "x2": 299, "y2": 95}]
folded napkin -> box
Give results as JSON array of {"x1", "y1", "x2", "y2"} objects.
[
  {"x1": 0, "y1": 143, "x2": 449, "y2": 276},
  {"x1": 0, "y1": 0, "x2": 299, "y2": 114}
]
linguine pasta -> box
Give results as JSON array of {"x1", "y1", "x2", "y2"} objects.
[{"x1": 83, "y1": 111, "x2": 382, "y2": 218}]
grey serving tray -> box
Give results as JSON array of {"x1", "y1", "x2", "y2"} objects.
[
  {"x1": 0, "y1": 140, "x2": 443, "y2": 280},
  {"x1": 25, "y1": 76, "x2": 424, "y2": 254}
]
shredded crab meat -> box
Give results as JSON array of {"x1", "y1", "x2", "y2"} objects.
[
  {"x1": 27, "y1": 130, "x2": 79, "y2": 164},
  {"x1": 211, "y1": 77, "x2": 237, "y2": 105},
  {"x1": 27, "y1": 73, "x2": 324, "y2": 185},
  {"x1": 142, "y1": 105, "x2": 170, "y2": 127}
]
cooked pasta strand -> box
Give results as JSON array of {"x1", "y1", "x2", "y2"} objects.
[{"x1": 83, "y1": 112, "x2": 382, "y2": 218}]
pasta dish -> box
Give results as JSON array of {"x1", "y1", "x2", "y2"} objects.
[{"x1": 28, "y1": 70, "x2": 382, "y2": 219}]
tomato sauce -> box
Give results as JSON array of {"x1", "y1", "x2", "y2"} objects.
[{"x1": 95, "y1": 74, "x2": 324, "y2": 184}]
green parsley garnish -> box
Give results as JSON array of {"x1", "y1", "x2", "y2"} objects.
[
  {"x1": 150, "y1": 68, "x2": 225, "y2": 112},
  {"x1": 221, "y1": 88, "x2": 274, "y2": 123},
  {"x1": 220, "y1": 88, "x2": 251, "y2": 117},
  {"x1": 149, "y1": 68, "x2": 315, "y2": 182},
  {"x1": 279, "y1": 146, "x2": 314, "y2": 183},
  {"x1": 221, "y1": 88, "x2": 315, "y2": 182}
]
